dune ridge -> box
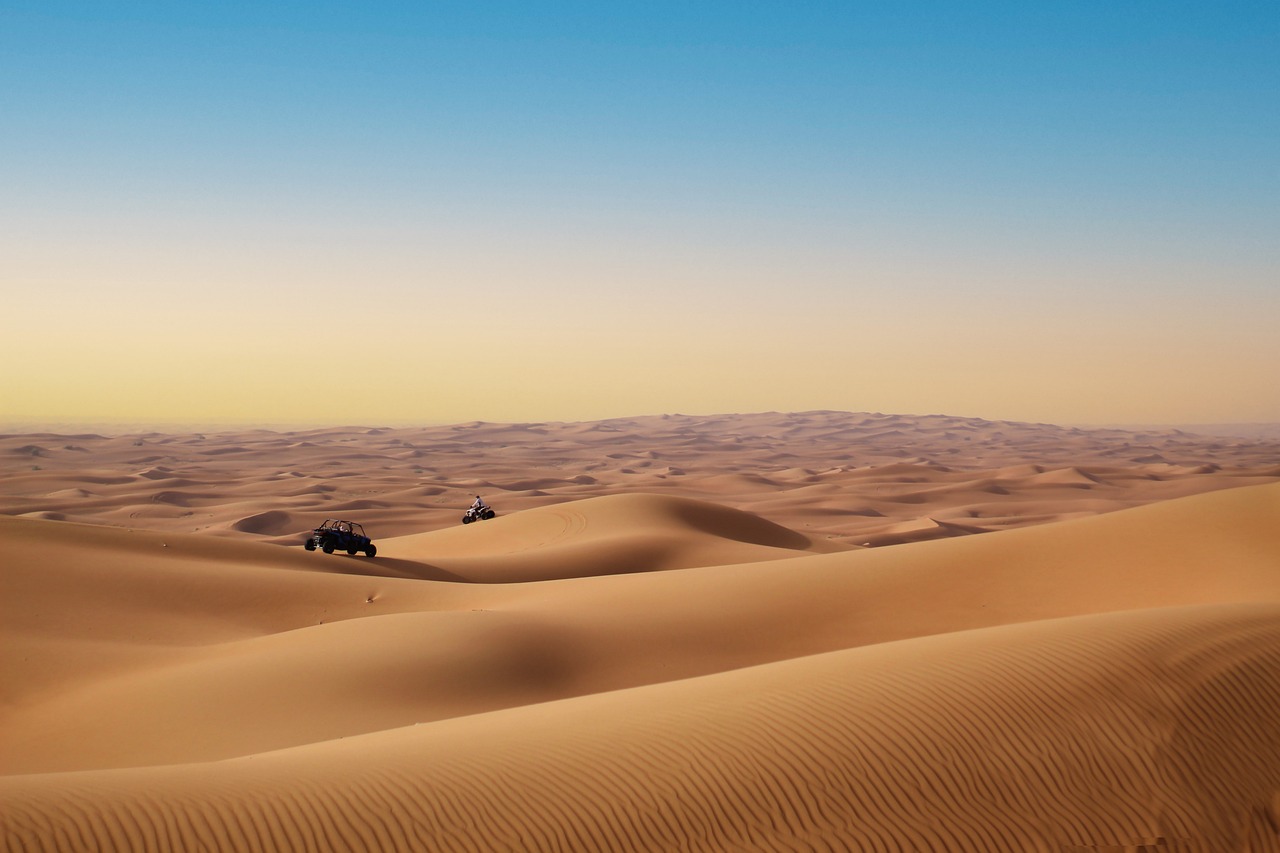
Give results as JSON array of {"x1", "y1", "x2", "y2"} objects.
[{"x1": 3, "y1": 414, "x2": 1280, "y2": 849}]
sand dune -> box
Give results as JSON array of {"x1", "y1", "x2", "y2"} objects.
[
  {"x1": 3, "y1": 413, "x2": 1280, "y2": 849},
  {"x1": 378, "y1": 493, "x2": 848, "y2": 582},
  {"x1": 8, "y1": 603, "x2": 1280, "y2": 850},
  {"x1": 3, "y1": 411, "x2": 1278, "y2": 546}
]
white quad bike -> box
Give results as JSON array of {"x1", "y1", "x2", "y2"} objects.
[{"x1": 462, "y1": 504, "x2": 496, "y2": 524}]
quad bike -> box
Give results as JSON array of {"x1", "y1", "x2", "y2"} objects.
[
  {"x1": 462, "y1": 505, "x2": 496, "y2": 524},
  {"x1": 304, "y1": 519, "x2": 377, "y2": 557}
]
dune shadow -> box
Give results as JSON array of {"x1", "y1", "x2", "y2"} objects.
[{"x1": 310, "y1": 554, "x2": 473, "y2": 583}]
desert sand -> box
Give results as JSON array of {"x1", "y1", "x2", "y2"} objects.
[{"x1": 3, "y1": 411, "x2": 1280, "y2": 850}]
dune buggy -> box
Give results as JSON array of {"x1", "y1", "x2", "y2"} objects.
[{"x1": 304, "y1": 519, "x2": 377, "y2": 557}]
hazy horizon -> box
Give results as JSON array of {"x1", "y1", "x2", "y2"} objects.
[
  {"x1": 5, "y1": 411, "x2": 1280, "y2": 443},
  {"x1": 4, "y1": 2, "x2": 1277, "y2": 426}
]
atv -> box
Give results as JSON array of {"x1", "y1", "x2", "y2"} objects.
[
  {"x1": 304, "y1": 519, "x2": 377, "y2": 557},
  {"x1": 462, "y1": 504, "x2": 496, "y2": 524}
]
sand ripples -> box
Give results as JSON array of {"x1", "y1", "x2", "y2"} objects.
[{"x1": 7, "y1": 604, "x2": 1280, "y2": 851}]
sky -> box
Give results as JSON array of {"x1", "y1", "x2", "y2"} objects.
[{"x1": 3, "y1": 1, "x2": 1277, "y2": 428}]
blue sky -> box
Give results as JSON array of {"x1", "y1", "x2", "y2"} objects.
[{"x1": 3, "y1": 2, "x2": 1277, "y2": 425}]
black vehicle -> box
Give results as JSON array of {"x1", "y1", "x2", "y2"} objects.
[
  {"x1": 304, "y1": 519, "x2": 377, "y2": 557},
  {"x1": 462, "y1": 504, "x2": 496, "y2": 524}
]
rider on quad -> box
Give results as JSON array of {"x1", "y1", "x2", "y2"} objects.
[{"x1": 463, "y1": 496, "x2": 496, "y2": 524}]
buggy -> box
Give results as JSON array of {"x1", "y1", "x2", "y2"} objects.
[{"x1": 304, "y1": 519, "x2": 377, "y2": 557}]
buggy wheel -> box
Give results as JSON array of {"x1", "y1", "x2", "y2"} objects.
[
  {"x1": 482, "y1": 510, "x2": 495, "y2": 520},
  {"x1": 462, "y1": 515, "x2": 473, "y2": 524},
  {"x1": 304, "y1": 539, "x2": 316, "y2": 551},
  {"x1": 365, "y1": 545, "x2": 377, "y2": 558},
  {"x1": 322, "y1": 541, "x2": 335, "y2": 554}
]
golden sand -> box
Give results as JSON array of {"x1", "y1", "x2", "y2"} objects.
[{"x1": 3, "y1": 412, "x2": 1279, "y2": 849}]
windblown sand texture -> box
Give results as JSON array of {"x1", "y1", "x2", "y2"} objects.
[{"x1": 3, "y1": 412, "x2": 1280, "y2": 850}]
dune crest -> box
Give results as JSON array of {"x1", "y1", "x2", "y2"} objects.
[{"x1": 379, "y1": 493, "x2": 845, "y2": 581}]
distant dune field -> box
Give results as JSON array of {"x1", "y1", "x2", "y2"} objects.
[
  {"x1": 3, "y1": 412, "x2": 1280, "y2": 850},
  {"x1": 3, "y1": 411, "x2": 1278, "y2": 548}
]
